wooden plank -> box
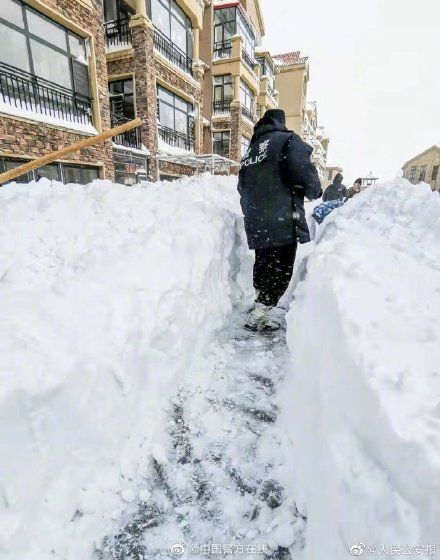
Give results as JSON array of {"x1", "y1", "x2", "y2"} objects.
[{"x1": 0, "y1": 118, "x2": 142, "y2": 185}]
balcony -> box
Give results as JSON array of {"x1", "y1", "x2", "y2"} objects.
[
  {"x1": 242, "y1": 49, "x2": 255, "y2": 71},
  {"x1": 213, "y1": 99, "x2": 233, "y2": 115},
  {"x1": 104, "y1": 18, "x2": 132, "y2": 51},
  {"x1": 111, "y1": 115, "x2": 142, "y2": 150},
  {"x1": 241, "y1": 105, "x2": 256, "y2": 123},
  {"x1": 213, "y1": 40, "x2": 232, "y2": 60},
  {"x1": 0, "y1": 61, "x2": 93, "y2": 127},
  {"x1": 159, "y1": 126, "x2": 195, "y2": 152},
  {"x1": 153, "y1": 28, "x2": 193, "y2": 76}
]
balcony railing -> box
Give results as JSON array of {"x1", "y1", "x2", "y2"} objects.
[
  {"x1": 213, "y1": 40, "x2": 232, "y2": 60},
  {"x1": 242, "y1": 49, "x2": 255, "y2": 70},
  {"x1": 213, "y1": 141, "x2": 230, "y2": 159},
  {"x1": 153, "y1": 28, "x2": 193, "y2": 76},
  {"x1": 268, "y1": 84, "x2": 275, "y2": 98},
  {"x1": 0, "y1": 61, "x2": 93, "y2": 126},
  {"x1": 159, "y1": 126, "x2": 195, "y2": 152},
  {"x1": 213, "y1": 99, "x2": 233, "y2": 114},
  {"x1": 241, "y1": 105, "x2": 256, "y2": 123},
  {"x1": 111, "y1": 114, "x2": 142, "y2": 150},
  {"x1": 104, "y1": 18, "x2": 132, "y2": 49}
]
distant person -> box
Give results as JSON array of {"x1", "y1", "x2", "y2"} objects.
[
  {"x1": 237, "y1": 109, "x2": 322, "y2": 331},
  {"x1": 347, "y1": 178, "x2": 362, "y2": 199},
  {"x1": 322, "y1": 172, "x2": 347, "y2": 202}
]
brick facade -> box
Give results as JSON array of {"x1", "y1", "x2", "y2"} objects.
[{"x1": 0, "y1": 0, "x2": 114, "y2": 179}]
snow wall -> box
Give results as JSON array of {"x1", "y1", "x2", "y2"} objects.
[
  {"x1": 0, "y1": 176, "x2": 251, "y2": 560},
  {"x1": 285, "y1": 180, "x2": 440, "y2": 558}
]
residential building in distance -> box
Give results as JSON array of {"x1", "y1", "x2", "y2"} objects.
[
  {"x1": 402, "y1": 146, "x2": 440, "y2": 191},
  {"x1": 324, "y1": 165, "x2": 343, "y2": 190}
]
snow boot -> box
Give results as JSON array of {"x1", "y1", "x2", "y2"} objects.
[
  {"x1": 264, "y1": 305, "x2": 287, "y2": 332},
  {"x1": 244, "y1": 302, "x2": 270, "y2": 331}
]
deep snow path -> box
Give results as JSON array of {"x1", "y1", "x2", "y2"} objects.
[{"x1": 98, "y1": 311, "x2": 305, "y2": 560}]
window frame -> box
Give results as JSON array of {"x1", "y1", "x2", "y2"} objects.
[
  {"x1": 0, "y1": 157, "x2": 100, "y2": 185},
  {"x1": 109, "y1": 77, "x2": 135, "y2": 121},
  {"x1": 240, "y1": 79, "x2": 254, "y2": 112},
  {"x1": 213, "y1": 74, "x2": 234, "y2": 104},
  {"x1": 213, "y1": 130, "x2": 230, "y2": 158},
  {"x1": 0, "y1": 0, "x2": 90, "y2": 96},
  {"x1": 240, "y1": 136, "x2": 250, "y2": 158},
  {"x1": 150, "y1": 0, "x2": 193, "y2": 58},
  {"x1": 157, "y1": 84, "x2": 194, "y2": 138}
]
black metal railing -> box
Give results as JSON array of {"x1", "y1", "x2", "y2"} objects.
[
  {"x1": 104, "y1": 18, "x2": 132, "y2": 49},
  {"x1": 213, "y1": 99, "x2": 233, "y2": 114},
  {"x1": 213, "y1": 141, "x2": 230, "y2": 159},
  {"x1": 0, "y1": 61, "x2": 93, "y2": 126},
  {"x1": 213, "y1": 40, "x2": 232, "y2": 59},
  {"x1": 111, "y1": 114, "x2": 142, "y2": 149},
  {"x1": 268, "y1": 84, "x2": 275, "y2": 97},
  {"x1": 242, "y1": 49, "x2": 255, "y2": 70},
  {"x1": 159, "y1": 126, "x2": 195, "y2": 151},
  {"x1": 153, "y1": 28, "x2": 193, "y2": 76},
  {"x1": 241, "y1": 104, "x2": 255, "y2": 122}
]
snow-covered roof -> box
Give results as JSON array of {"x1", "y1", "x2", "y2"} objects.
[{"x1": 273, "y1": 51, "x2": 308, "y2": 67}]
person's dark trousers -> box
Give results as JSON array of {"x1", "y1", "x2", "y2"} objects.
[{"x1": 254, "y1": 242, "x2": 298, "y2": 307}]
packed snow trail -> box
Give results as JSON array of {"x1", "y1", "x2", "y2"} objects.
[{"x1": 98, "y1": 311, "x2": 305, "y2": 560}]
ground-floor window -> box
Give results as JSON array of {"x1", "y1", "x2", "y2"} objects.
[
  {"x1": 113, "y1": 148, "x2": 148, "y2": 186},
  {"x1": 213, "y1": 131, "x2": 230, "y2": 158},
  {"x1": 0, "y1": 157, "x2": 100, "y2": 185},
  {"x1": 160, "y1": 174, "x2": 181, "y2": 182}
]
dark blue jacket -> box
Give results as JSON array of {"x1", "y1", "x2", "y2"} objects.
[
  {"x1": 322, "y1": 181, "x2": 347, "y2": 202},
  {"x1": 237, "y1": 113, "x2": 322, "y2": 249}
]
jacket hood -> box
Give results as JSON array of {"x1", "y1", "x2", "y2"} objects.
[{"x1": 252, "y1": 109, "x2": 289, "y2": 141}]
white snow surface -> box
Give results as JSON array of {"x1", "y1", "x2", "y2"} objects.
[
  {"x1": 0, "y1": 175, "x2": 251, "y2": 560},
  {"x1": 285, "y1": 180, "x2": 440, "y2": 558}
]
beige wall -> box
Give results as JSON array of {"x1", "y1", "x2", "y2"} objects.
[
  {"x1": 275, "y1": 65, "x2": 307, "y2": 135},
  {"x1": 402, "y1": 147, "x2": 440, "y2": 191},
  {"x1": 241, "y1": 0, "x2": 264, "y2": 38}
]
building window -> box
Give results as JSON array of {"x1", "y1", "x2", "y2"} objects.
[
  {"x1": 328, "y1": 170, "x2": 333, "y2": 181},
  {"x1": 157, "y1": 85, "x2": 195, "y2": 151},
  {"x1": 150, "y1": 0, "x2": 193, "y2": 58},
  {"x1": 213, "y1": 131, "x2": 230, "y2": 158},
  {"x1": 214, "y1": 6, "x2": 256, "y2": 65},
  {"x1": 0, "y1": 0, "x2": 92, "y2": 125},
  {"x1": 256, "y1": 56, "x2": 275, "y2": 95},
  {"x1": 419, "y1": 165, "x2": 427, "y2": 182},
  {"x1": 104, "y1": 0, "x2": 134, "y2": 22},
  {"x1": 409, "y1": 166, "x2": 417, "y2": 183},
  {"x1": 432, "y1": 165, "x2": 439, "y2": 182},
  {"x1": 113, "y1": 148, "x2": 148, "y2": 186},
  {"x1": 109, "y1": 78, "x2": 141, "y2": 149},
  {"x1": 0, "y1": 157, "x2": 99, "y2": 185},
  {"x1": 240, "y1": 80, "x2": 255, "y2": 121},
  {"x1": 213, "y1": 75, "x2": 233, "y2": 113},
  {"x1": 241, "y1": 136, "x2": 250, "y2": 158}
]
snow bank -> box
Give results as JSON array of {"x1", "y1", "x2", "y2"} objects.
[
  {"x1": 285, "y1": 180, "x2": 440, "y2": 558},
  {"x1": 0, "y1": 175, "x2": 250, "y2": 560}
]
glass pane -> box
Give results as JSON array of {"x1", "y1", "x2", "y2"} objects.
[
  {"x1": 0, "y1": 22, "x2": 30, "y2": 71},
  {"x1": 27, "y1": 10, "x2": 67, "y2": 50},
  {"x1": 63, "y1": 165, "x2": 82, "y2": 184},
  {"x1": 82, "y1": 167, "x2": 99, "y2": 183},
  {"x1": 69, "y1": 34, "x2": 87, "y2": 64},
  {"x1": 151, "y1": 0, "x2": 170, "y2": 37},
  {"x1": 158, "y1": 87, "x2": 174, "y2": 105},
  {"x1": 171, "y1": 17, "x2": 186, "y2": 53},
  {"x1": 159, "y1": 101, "x2": 174, "y2": 129},
  {"x1": 2, "y1": 0, "x2": 24, "y2": 27},
  {"x1": 171, "y1": 0, "x2": 185, "y2": 24},
  {"x1": 35, "y1": 164, "x2": 60, "y2": 181},
  {"x1": 124, "y1": 79, "x2": 133, "y2": 94},
  {"x1": 4, "y1": 160, "x2": 32, "y2": 183},
  {"x1": 224, "y1": 83, "x2": 233, "y2": 98},
  {"x1": 31, "y1": 39, "x2": 71, "y2": 89},
  {"x1": 103, "y1": 0, "x2": 118, "y2": 22},
  {"x1": 109, "y1": 81, "x2": 123, "y2": 94},
  {"x1": 175, "y1": 109, "x2": 187, "y2": 134},
  {"x1": 174, "y1": 96, "x2": 187, "y2": 112},
  {"x1": 224, "y1": 21, "x2": 235, "y2": 40}
]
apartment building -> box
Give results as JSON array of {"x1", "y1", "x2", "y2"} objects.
[
  {"x1": 0, "y1": 0, "x2": 113, "y2": 183},
  {"x1": 274, "y1": 53, "x2": 329, "y2": 182},
  {"x1": 1, "y1": 0, "x2": 330, "y2": 186},
  {"x1": 402, "y1": 146, "x2": 440, "y2": 191}
]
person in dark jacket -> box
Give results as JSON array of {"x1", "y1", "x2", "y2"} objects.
[
  {"x1": 347, "y1": 177, "x2": 362, "y2": 199},
  {"x1": 322, "y1": 173, "x2": 347, "y2": 202},
  {"x1": 237, "y1": 108, "x2": 322, "y2": 331}
]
